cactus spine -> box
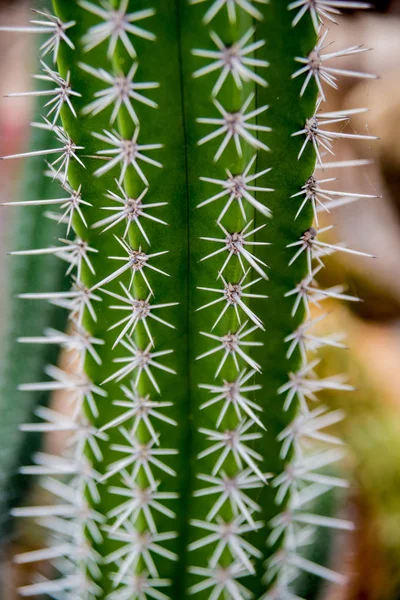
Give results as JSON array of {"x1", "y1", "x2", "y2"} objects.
[{"x1": 0, "y1": 0, "x2": 377, "y2": 598}]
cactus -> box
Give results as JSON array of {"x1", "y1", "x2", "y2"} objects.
[{"x1": 0, "y1": 0, "x2": 378, "y2": 598}]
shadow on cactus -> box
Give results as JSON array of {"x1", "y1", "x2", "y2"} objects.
[{"x1": 0, "y1": 0, "x2": 378, "y2": 598}]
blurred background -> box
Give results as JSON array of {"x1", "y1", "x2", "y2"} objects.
[{"x1": 0, "y1": 0, "x2": 400, "y2": 598}]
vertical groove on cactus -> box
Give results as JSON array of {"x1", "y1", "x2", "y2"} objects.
[{"x1": 0, "y1": 0, "x2": 378, "y2": 598}]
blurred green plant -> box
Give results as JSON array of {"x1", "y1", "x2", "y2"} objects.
[{"x1": 0, "y1": 71, "x2": 69, "y2": 540}]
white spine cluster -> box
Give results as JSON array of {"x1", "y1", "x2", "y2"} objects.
[
  {"x1": 190, "y1": 0, "x2": 269, "y2": 24},
  {"x1": 189, "y1": 1, "x2": 272, "y2": 597},
  {"x1": 3, "y1": 2, "x2": 178, "y2": 599},
  {"x1": 263, "y1": 3, "x2": 377, "y2": 598}
]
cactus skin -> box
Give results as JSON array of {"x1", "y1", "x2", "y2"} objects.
[{"x1": 0, "y1": 0, "x2": 376, "y2": 598}]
